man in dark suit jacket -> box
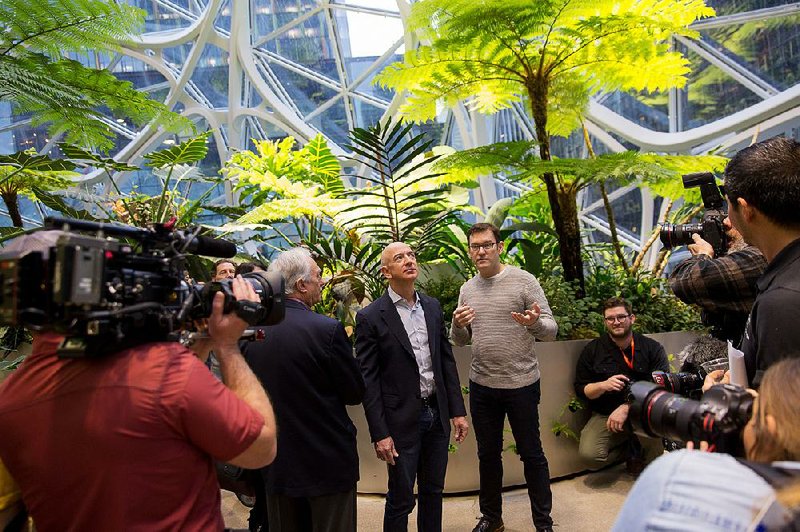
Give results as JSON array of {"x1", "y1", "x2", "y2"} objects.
[
  {"x1": 244, "y1": 247, "x2": 365, "y2": 532},
  {"x1": 355, "y1": 241, "x2": 469, "y2": 532}
]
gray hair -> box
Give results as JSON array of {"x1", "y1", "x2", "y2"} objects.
[{"x1": 268, "y1": 247, "x2": 314, "y2": 296}]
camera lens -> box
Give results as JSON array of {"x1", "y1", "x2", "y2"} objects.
[
  {"x1": 651, "y1": 370, "x2": 705, "y2": 396},
  {"x1": 629, "y1": 381, "x2": 754, "y2": 446},
  {"x1": 198, "y1": 271, "x2": 285, "y2": 325},
  {"x1": 659, "y1": 223, "x2": 704, "y2": 250}
]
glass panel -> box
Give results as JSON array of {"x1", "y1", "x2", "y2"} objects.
[
  {"x1": 704, "y1": 0, "x2": 798, "y2": 17},
  {"x1": 597, "y1": 90, "x2": 670, "y2": 133},
  {"x1": 162, "y1": 43, "x2": 194, "y2": 67},
  {"x1": 214, "y1": 0, "x2": 232, "y2": 33},
  {"x1": 349, "y1": 53, "x2": 402, "y2": 101},
  {"x1": 681, "y1": 49, "x2": 763, "y2": 128},
  {"x1": 267, "y1": 62, "x2": 340, "y2": 116},
  {"x1": 700, "y1": 21, "x2": 800, "y2": 92},
  {"x1": 253, "y1": 0, "x2": 322, "y2": 42},
  {"x1": 336, "y1": 10, "x2": 403, "y2": 60},
  {"x1": 352, "y1": 100, "x2": 385, "y2": 130},
  {"x1": 131, "y1": 0, "x2": 200, "y2": 33},
  {"x1": 334, "y1": 0, "x2": 399, "y2": 9},
  {"x1": 259, "y1": 12, "x2": 340, "y2": 81},
  {"x1": 307, "y1": 101, "x2": 350, "y2": 148},
  {"x1": 189, "y1": 45, "x2": 231, "y2": 108}
]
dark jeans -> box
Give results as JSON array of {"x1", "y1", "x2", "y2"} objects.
[
  {"x1": 470, "y1": 380, "x2": 553, "y2": 530},
  {"x1": 384, "y1": 402, "x2": 449, "y2": 532}
]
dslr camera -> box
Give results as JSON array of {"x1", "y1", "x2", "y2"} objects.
[
  {"x1": 628, "y1": 381, "x2": 753, "y2": 454},
  {"x1": 660, "y1": 172, "x2": 728, "y2": 257},
  {"x1": 0, "y1": 217, "x2": 284, "y2": 357}
]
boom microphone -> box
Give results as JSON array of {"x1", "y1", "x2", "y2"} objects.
[{"x1": 183, "y1": 234, "x2": 237, "y2": 258}]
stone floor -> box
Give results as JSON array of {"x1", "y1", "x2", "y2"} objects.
[{"x1": 221, "y1": 463, "x2": 634, "y2": 531}]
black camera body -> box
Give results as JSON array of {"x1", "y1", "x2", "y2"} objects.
[
  {"x1": 660, "y1": 172, "x2": 728, "y2": 257},
  {"x1": 628, "y1": 381, "x2": 752, "y2": 453},
  {"x1": 0, "y1": 217, "x2": 284, "y2": 357}
]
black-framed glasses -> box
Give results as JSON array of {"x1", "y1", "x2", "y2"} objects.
[
  {"x1": 604, "y1": 314, "x2": 630, "y2": 323},
  {"x1": 469, "y1": 242, "x2": 498, "y2": 252}
]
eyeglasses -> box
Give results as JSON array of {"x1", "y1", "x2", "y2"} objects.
[
  {"x1": 604, "y1": 314, "x2": 630, "y2": 323},
  {"x1": 469, "y1": 242, "x2": 498, "y2": 252}
]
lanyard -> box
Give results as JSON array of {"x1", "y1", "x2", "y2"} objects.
[{"x1": 620, "y1": 336, "x2": 634, "y2": 370}]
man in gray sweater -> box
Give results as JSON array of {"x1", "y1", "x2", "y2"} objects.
[{"x1": 451, "y1": 223, "x2": 558, "y2": 532}]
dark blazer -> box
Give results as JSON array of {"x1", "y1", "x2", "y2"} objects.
[
  {"x1": 355, "y1": 291, "x2": 466, "y2": 449},
  {"x1": 243, "y1": 299, "x2": 365, "y2": 497}
]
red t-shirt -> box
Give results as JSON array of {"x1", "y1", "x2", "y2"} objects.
[{"x1": 0, "y1": 333, "x2": 264, "y2": 531}]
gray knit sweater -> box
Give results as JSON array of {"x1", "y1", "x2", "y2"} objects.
[{"x1": 450, "y1": 266, "x2": 557, "y2": 389}]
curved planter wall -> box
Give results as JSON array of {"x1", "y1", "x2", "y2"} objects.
[{"x1": 351, "y1": 331, "x2": 699, "y2": 494}]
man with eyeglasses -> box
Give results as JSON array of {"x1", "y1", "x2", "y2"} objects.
[
  {"x1": 451, "y1": 223, "x2": 558, "y2": 532},
  {"x1": 355, "y1": 241, "x2": 468, "y2": 532},
  {"x1": 573, "y1": 297, "x2": 668, "y2": 475}
]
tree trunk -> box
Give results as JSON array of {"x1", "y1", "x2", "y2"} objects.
[
  {"x1": 1, "y1": 190, "x2": 23, "y2": 227},
  {"x1": 527, "y1": 78, "x2": 585, "y2": 296}
]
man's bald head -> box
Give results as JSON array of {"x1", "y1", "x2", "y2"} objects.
[{"x1": 381, "y1": 242, "x2": 407, "y2": 267}]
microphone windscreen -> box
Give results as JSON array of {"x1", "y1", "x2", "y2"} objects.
[{"x1": 189, "y1": 234, "x2": 237, "y2": 258}]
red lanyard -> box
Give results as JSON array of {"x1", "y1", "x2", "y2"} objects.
[{"x1": 620, "y1": 336, "x2": 635, "y2": 370}]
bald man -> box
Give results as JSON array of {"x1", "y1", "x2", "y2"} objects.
[{"x1": 355, "y1": 242, "x2": 468, "y2": 532}]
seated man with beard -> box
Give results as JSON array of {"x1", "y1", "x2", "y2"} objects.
[{"x1": 574, "y1": 297, "x2": 669, "y2": 474}]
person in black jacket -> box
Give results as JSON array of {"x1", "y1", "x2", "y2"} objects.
[
  {"x1": 355, "y1": 242, "x2": 468, "y2": 532},
  {"x1": 574, "y1": 298, "x2": 669, "y2": 473},
  {"x1": 243, "y1": 247, "x2": 365, "y2": 532},
  {"x1": 722, "y1": 136, "x2": 800, "y2": 387}
]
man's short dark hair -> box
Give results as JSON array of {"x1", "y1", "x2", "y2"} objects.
[
  {"x1": 467, "y1": 223, "x2": 501, "y2": 244},
  {"x1": 213, "y1": 259, "x2": 235, "y2": 274},
  {"x1": 602, "y1": 297, "x2": 632, "y2": 316},
  {"x1": 724, "y1": 136, "x2": 800, "y2": 228}
]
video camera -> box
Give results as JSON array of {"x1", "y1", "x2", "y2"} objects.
[
  {"x1": 0, "y1": 217, "x2": 284, "y2": 357},
  {"x1": 628, "y1": 382, "x2": 752, "y2": 454},
  {"x1": 660, "y1": 172, "x2": 728, "y2": 257}
]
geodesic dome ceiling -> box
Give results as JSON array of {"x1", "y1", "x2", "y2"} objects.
[{"x1": 1, "y1": 0, "x2": 799, "y2": 258}]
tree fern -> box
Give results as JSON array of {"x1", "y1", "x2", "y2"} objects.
[
  {"x1": 0, "y1": 0, "x2": 189, "y2": 151},
  {"x1": 376, "y1": 0, "x2": 715, "y2": 292}
]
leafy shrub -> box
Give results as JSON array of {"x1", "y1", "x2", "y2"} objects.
[
  {"x1": 419, "y1": 276, "x2": 463, "y2": 325},
  {"x1": 541, "y1": 265, "x2": 703, "y2": 340}
]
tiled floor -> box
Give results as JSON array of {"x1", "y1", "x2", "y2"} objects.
[{"x1": 221, "y1": 463, "x2": 634, "y2": 531}]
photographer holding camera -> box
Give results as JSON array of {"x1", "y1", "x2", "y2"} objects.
[
  {"x1": 0, "y1": 230, "x2": 278, "y2": 531},
  {"x1": 722, "y1": 136, "x2": 800, "y2": 385},
  {"x1": 664, "y1": 172, "x2": 767, "y2": 348},
  {"x1": 613, "y1": 357, "x2": 800, "y2": 531},
  {"x1": 574, "y1": 298, "x2": 669, "y2": 475}
]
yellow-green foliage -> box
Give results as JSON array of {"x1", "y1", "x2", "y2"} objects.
[{"x1": 376, "y1": 0, "x2": 715, "y2": 138}]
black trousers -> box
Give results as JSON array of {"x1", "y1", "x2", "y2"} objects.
[
  {"x1": 470, "y1": 380, "x2": 553, "y2": 530},
  {"x1": 266, "y1": 488, "x2": 356, "y2": 532}
]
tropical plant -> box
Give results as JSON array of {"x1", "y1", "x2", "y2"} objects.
[
  {"x1": 340, "y1": 120, "x2": 476, "y2": 272},
  {"x1": 0, "y1": 0, "x2": 188, "y2": 151},
  {"x1": 375, "y1": 0, "x2": 715, "y2": 293},
  {"x1": 226, "y1": 123, "x2": 478, "y2": 302},
  {"x1": 0, "y1": 150, "x2": 79, "y2": 227},
  {"x1": 437, "y1": 142, "x2": 728, "y2": 275}
]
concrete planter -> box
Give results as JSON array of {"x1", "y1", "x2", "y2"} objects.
[{"x1": 352, "y1": 330, "x2": 699, "y2": 494}]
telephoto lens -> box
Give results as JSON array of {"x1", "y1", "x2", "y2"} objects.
[
  {"x1": 651, "y1": 370, "x2": 706, "y2": 397},
  {"x1": 659, "y1": 222, "x2": 704, "y2": 250},
  {"x1": 628, "y1": 381, "x2": 753, "y2": 448}
]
